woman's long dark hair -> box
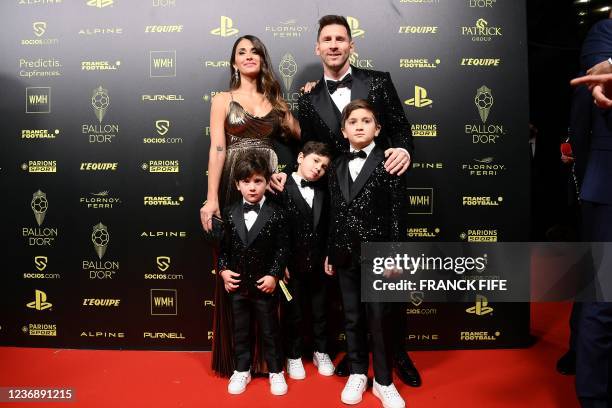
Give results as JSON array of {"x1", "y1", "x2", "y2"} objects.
[{"x1": 229, "y1": 35, "x2": 291, "y2": 137}]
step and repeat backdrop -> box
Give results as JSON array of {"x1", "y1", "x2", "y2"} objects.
[{"x1": 0, "y1": 0, "x2": 530, "y2": 351}]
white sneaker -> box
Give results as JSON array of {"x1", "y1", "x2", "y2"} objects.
[
  {"x1": 227, "y1": 370, "x2": 251, "y2": 395},
  {"x1": 341, "y1": 373, "x2": 367, "y2": 405},
  {"x1": 372, "y1": 379, "x2": 405, "y2": 408},
  {"x1": 313, "y1": 351, "x2": 335, "y2": 376},
  {"x1": 269, "y1": 372, "x2": 288, "y2": 395},
  {"x1": 287, "y1": 358, "x2": 306, "y2": 379}
]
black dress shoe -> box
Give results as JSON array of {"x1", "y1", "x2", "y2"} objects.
[
  {"x1": 394, "y1": 353, "x2": 422, "y2": 387},
  {"x1": 335, "y1": 354, "x2": 350, "y2": 377},
  {"x1": 556, "y1": 350, "x2": 576, "y2": 375}
]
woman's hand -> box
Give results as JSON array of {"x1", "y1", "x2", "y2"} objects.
[{"x1": 200, "y1": 199, "x2": 220, "y2": 232}]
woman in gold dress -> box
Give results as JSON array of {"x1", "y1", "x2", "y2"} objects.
[{"x1": 200, "y1": 35, "x2": 300, "y2": 377}]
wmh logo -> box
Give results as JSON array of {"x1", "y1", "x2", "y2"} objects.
[
  {"x1": 150, "y1": 288, "x2": 177, "y2": 315},
  {"x1": 26, "y1": 87, "x2": 51, "y2": 113},
  {"x1": 150, "y1": 50, "x2": 176, "y2": 77},
  {"x1": 407, "y1": 188, "x2": 433, "y2": 214}
]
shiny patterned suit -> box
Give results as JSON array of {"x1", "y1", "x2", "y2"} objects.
[
  {"x1": 297, "y1": 66, "x2": 414, "y2": 158},
  {"x1": 327, "y1": 145, "x2": 408, "y2": 385}
]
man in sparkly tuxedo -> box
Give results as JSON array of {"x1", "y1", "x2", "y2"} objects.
[{"x1": 297, "y1": 15, "x2": 420, "y2": 387}]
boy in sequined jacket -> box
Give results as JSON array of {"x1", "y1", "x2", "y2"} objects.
[{"x1": 324, "y1": 99, "x2": 408, "y2": 408}]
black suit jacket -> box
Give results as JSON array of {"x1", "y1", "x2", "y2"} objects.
[
  {"x1": 217, "y1": 200, "x2": 289, "y2": 294},
  {"x1": 327, "y1": 146, "x2": 408, "y2": 267},
  {"x1": 298, "y1": 66, "x2": 414, "y2": 158},
  {"x1": 272, "y1": 175, "x2": 328, "y2": 279}
]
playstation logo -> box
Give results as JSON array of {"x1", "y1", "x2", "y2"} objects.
[
  {"x1": 347, "y1": 16, "x2": 364, "y2": 38},
  {"x1": 405, "y1": 86, "x2": 433, "y2": 108},
  {"x1": 87, "y1": 0, "x2": 114, "y2": 7},
  {"x1": 211, "y1": 16, "x2": 239, "y2": 37},
  {"x1": 26, "y1": 289, "x2": 52, "y2": 311},
  {"x1": 466, "y1": 295, "x2": 493, "y2": 315}
]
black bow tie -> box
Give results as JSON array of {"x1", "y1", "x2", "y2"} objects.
[
  {"x1": 347, "y1": 150, "x2": 367, "y2": 160},
  {"x1": 326, "y1": 74, "x2": 352, "y2": 94},
  {"x1": 243, "y1": 202, "x2": 261, "y2": 213},
  {"x1": 300, "y1": 179, "x2": 316, "y2": 188}
]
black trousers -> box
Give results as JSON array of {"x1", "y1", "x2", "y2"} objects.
[
  {"x1": 231, "y1": 291, "x2": 283, "y2": 373},
  {"x1": 281, "y1": 271, "x2": 330, "y2": 359},
  {"x1": 338, "y1": 264, "x2": 393, "y2": 385},
  {"x1": 391, "y1": 302, "x2": 408, "y2": 356},
  {"x1": 576, "y1": 201, "x2": 612, "y2": 408}
]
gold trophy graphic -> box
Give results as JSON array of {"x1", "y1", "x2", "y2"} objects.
[
  {"x1": 91, "y1": 86, "x2": 110, "y2": 123},
  {"x1": 474, "y1": 85, "x2": 493, "y2": 123},
  {"x1": 91, "y1": 222, "x2": 110, "y2": 260},
  {"x1": 31, "y1": 190, "x2": 48, "y2": 226},
  {"x1": 278, "y1": 53, "x2": 297, "y2": 91}
]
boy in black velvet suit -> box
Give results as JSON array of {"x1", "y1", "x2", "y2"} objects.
[
  {"x1": 325, "y1": 99, "x2": 408, "y2": 408},
  {"x1": 275, "y1": 141, "x2": 335, "y2": 380},
  {"x1": 217, "y1": 151, "x2": 289, "y2": 396}
]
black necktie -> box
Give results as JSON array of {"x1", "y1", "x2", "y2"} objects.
[
  {"x1": 300, "y1": 179, "x2": 316, "y2": 188},
  {"x1": 326, "y1": 74, "x2": 353, "y2": 94},
  {"x1": 347, "y1": 150, "x2": 367, "y2": 160},
  {"x1": 243, "y1": 202, "x2": 260, "y2": 213}
]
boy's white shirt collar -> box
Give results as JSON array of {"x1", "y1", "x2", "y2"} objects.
[{"x1": 350, "y1": 140, "x2": 376, "y2": 156}]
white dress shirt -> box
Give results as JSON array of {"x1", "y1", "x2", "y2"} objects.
[
  {"x1": 348, "y1": 141, "x2": 376, "y2": 181},
  {"x1": 324, "y1": 67, "x2": 352, "y2": 113},
  {"x1": 291, "y1": 172, "x2": 314, "y2": 208},
  {"x1": 243, "y1": 196, "x2": 265, "y2": 231}
]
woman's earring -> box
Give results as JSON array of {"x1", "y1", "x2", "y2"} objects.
[{"x1": 233, "y1": 69, "x2": 239, "y2": 82}]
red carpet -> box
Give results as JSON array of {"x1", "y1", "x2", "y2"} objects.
[{"x1": 0, "y1": 303, "x2": 579, "y2": 407}]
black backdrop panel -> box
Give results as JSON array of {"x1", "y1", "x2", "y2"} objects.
[{"x1": 0, "y1": 0, "x2": 530, "y2": 351}]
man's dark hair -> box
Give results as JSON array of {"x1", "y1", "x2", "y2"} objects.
[
  {"x1": 233, "y1": 150, "x2": 272, "y2": 182},
  {"x1": 341, "y1": 99, "x2": 380, "y2": 127},
  {"x1": 317, "y1": 15, "x2": 352, "y2": 41},
  {"x1": 300, "y1": 141, "x2": 333, "y2": 160}
]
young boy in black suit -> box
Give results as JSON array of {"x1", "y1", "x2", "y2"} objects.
[
  {"x1": 217, "y1": 150, "x2": 289, "y2": 396},
  {"x1": 325, "y1": 99, "x2": 408, "y2": 408},
  {"x1": 275, "y1": 141, "x2": 335, "y2": 380}
]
